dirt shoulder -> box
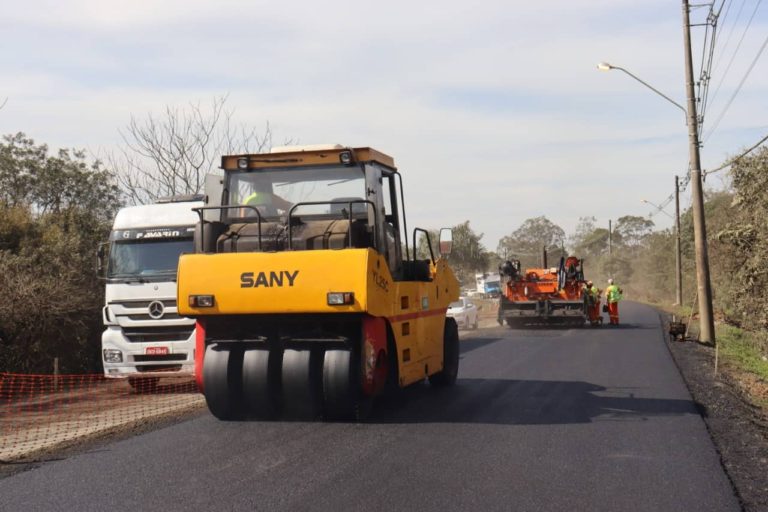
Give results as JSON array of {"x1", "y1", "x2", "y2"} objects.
[
  {"x1": 665, "y1": 324, "x2": 768, "y2": 511},
  {"x1": 0, "y1": 375, "x2": 205, "y2": 476},
  {"x1": 0, "y1": 404, "x2": 206, "y2": 479}
]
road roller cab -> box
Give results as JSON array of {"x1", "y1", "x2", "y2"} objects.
[{"x1": 177, "y1": 145, "x2": 460, "y2": 420}]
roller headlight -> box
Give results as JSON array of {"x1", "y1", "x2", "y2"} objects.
[
  {"x1": 327, "y1": 292, "x2": 354, "y2": 305},
  {"x1": 189, "y1": 295, "x2": 215, "y2": 307}
]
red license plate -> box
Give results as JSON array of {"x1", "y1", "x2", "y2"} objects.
[{"x1": 146, "y1": 346, "x2": 169, "y2": 356}]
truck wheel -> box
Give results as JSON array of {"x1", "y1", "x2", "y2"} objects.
[
  {"x1": 281, "y1": 349, "x2": 322, "y2": 420},
  {"x1": 203, "y1": 343, "x2": 245, "y2": 421},
  {"x1": 242, "y1": 347, "x2": 280, "y2": 418},
  {"x1": 429, "y1": 318, "x2": 459, "y2": 387}
]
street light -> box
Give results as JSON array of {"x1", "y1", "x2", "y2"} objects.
[
  {"x1": 596, "y1": 0, "x2": 715, "y2": 344},
  {"x1": 596, "y1": 62, "x2": 687, "y2": 119},
  {"x1": 598, "y1": 60, "x2": 695, "y2": 310},
  {"x1": 641, "y1": 199, "x2": 674, "y2": 220}
]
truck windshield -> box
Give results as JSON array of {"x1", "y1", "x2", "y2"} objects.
[
  {"x1": 227, "y1": 165, "x2": 366, "y2": 219},
  {"x1": 108, "y1": 239, "x2": 193, "y2": 279}
]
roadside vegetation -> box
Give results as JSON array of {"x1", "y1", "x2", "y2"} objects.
[
  {"x1": 0, "y1": 133, "x2": 120, "y2": 373},
  {"x1": 0, "y1": 97, "x2": 274, "y2": 374}
]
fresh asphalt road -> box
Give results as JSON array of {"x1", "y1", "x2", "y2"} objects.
[{"x1": 0, "y1": 302, "x2": 740, "y2": 511}]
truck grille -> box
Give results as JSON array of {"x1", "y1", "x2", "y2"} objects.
[
  {"x1": 123, "y1": 326, "x2": 194, "y2": 343},
  {"x1": 109, "y1": 299, "x2": 178, "y2": 309},
  {"x1": 126, "y1": 313, "x2": 183, "y2": 321},
  {"x1": 133, "y1": 354, "x2": 188, "y2": 362},
  {"x1": 136, "y1": 365, "x2": 183, "y2": 372}
]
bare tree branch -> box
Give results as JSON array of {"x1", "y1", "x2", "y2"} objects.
[{"x1": 110, "y1": 95, "x2": 273, "y2": 204}]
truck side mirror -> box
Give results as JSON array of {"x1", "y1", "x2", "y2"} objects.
[
  {"x1": 96, "y1": 242, "x2": 109, "y2": 278},
  {"x1": 439, "y1": 228, "x2": 453, "y2": 257}
]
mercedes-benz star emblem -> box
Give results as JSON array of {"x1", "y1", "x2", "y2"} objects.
[{"x1": 148, "y1": 300, "x2": 165, "y2": 319}]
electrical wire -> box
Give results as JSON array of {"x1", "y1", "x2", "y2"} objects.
[
  {"x1": 645, "y1": 170, "x2": 692, "y2": 219},
  {"x1": 717, "y1": 0, "x2": 734, "y2": 35},
  {"x1": 704, "y1": 0, "x2": 763, "y2": 138},
  {"x1": 712, "y1": 0, "x2": 745, "y2": 74},
  {"x1": 697, "y1": 5, "x2": 720, "y2": 133},
  {"x1": 704, "y1": 131, "x2": 768, "y2": 175},
  {"x1": 705, "y1": 29, "x2": 768, "y2": 141}
]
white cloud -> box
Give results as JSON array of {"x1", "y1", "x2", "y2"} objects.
[{"x1": 1, "y1": 0, "x2": 764, "y2": 250}]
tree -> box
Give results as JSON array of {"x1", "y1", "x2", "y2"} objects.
[
  {"x1": 111, "y1": 95, "x2": 276, "y2": 204},
  {"x1": 0, "y1": 133, "x2": 120, "y2": 373},
  {"x1": 575, "y1": 228, "x2": 611, "y2": 260},
  {"x1": 714, "y1": 146, "x2": 768, "y2": 327},
  {"x1": 0, "y1": 132, "x2": 46, "y2": 208},
  {"x1": 412, "y1": 221, "x2": 490, "y2": 287},
  {"x1": 414, "y1": 228, "x2": 439, "y2": 261},
  {"x1": 569, "y1": 216, "x2": 597, "y2": 251},
  {"x1": 614, "y1": 215, "x2": 654, "y2": 249},
  {"x1": 497, "y1": 216, "x2": 566, "y2": 268},
  {"x1": 447, "y1": 221, "x2": 489, "y2": 285},
  {"x1": 570, "y1": 216, "x2": 613, "y2": 261}
]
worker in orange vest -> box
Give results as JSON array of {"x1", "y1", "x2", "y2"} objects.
[{"x1": 605, "y1": 278, "x2": 623, "y2": 325}]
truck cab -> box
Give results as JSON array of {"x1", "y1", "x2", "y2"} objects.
[{"x1": 100, "y1": 196, "x2": 203, "y2": 387}]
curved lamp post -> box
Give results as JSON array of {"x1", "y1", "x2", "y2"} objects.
[{"x1": 597, "y1": 62, "x2": 687, "y2": 121}]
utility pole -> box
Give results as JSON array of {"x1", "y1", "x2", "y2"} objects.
[
  {"x1": 675, "y1": 176, "x2": 683, "y2": 306},
  {"x1": 682, "y1": 0, "x2": 715, "y2": 343},
  {"x1": 608, "y1": 220, "x2": 612, "y2": 256}
]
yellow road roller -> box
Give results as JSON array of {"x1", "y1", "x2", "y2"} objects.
[{"x1": 177, "y1": 145, "x2": 459, "y2": 420}]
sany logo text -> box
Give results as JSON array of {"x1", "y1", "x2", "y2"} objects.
[{"x1": 240, "y1": 270, "x2": 300, "y2": 288}]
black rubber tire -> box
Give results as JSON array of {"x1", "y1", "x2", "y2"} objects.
[
  {"x1": 202, "y1": 343, "x2": 245, "y2": 421},
  {"x1": 281, "y1": 349, "x2": 321, "y2": 420},
  {"x1": 127, "y1": 376, "x2": 160, "y2": 393},
  {"x1": 242, "y1": 347, "x2": 280, "y2": 418},
  {"x1": 323, "y1": 349, "x2": 355, "y2": 420},
  {"x1": 429, "y1": 318, "x2": 459, "y2": 387}
]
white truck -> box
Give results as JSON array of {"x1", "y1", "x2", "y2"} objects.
[{"x1": 100, "y1": 195, "x2": 202, "y2": 389}]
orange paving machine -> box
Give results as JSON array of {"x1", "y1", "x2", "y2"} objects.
[{"x1": 497, "y1": 253, "x2": 596, "y2": 328}]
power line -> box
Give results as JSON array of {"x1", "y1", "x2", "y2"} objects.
[
  {"x1": 646, "y1": 170, "x2": 692, "y2": 219},
  {"x1": 712, "y1": 0, "x2": 745, "y2": 74},
  {"x1": 705, "y1": 0, "x2": 763, "y2": 132},
  {"x1": 705, "y1": 29, "x2": 768, "y2": 141},
  {"x1": 717, "y1": 0, "x2": 734, "y2": 33},
  {"x1": 697, "y1": 4, "x2": 720, "y2": 133},
  {"x1": 704, "y1": 131, "x2": 768, "y2": 175}
]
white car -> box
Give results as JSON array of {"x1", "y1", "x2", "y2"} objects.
[{"x1": 448, "y1": 297, "x2": 479, "y2": 330}]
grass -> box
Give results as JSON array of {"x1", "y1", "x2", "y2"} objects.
[
  {"x1": 716, "y1": 324, "x2": 768, "y2": 381},
  {"x1": 661, "y1": 300, "x2": 768, "y2": 408}
]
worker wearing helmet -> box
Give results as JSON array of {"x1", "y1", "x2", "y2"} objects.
[
  {"x1": 605, "y1": 278, "x2": 623, "y2": 325},
  {"x1": 583, "y1": 280, "x2": 601, "y2": 325}
]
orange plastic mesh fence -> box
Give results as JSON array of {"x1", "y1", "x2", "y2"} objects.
[{"x1": 0, "y1": 372, "x2": 204, "y2": 462}]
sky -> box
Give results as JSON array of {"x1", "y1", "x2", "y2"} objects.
[{"x1": 1, "y1": 0, "x2": 766, "y2": 251}]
